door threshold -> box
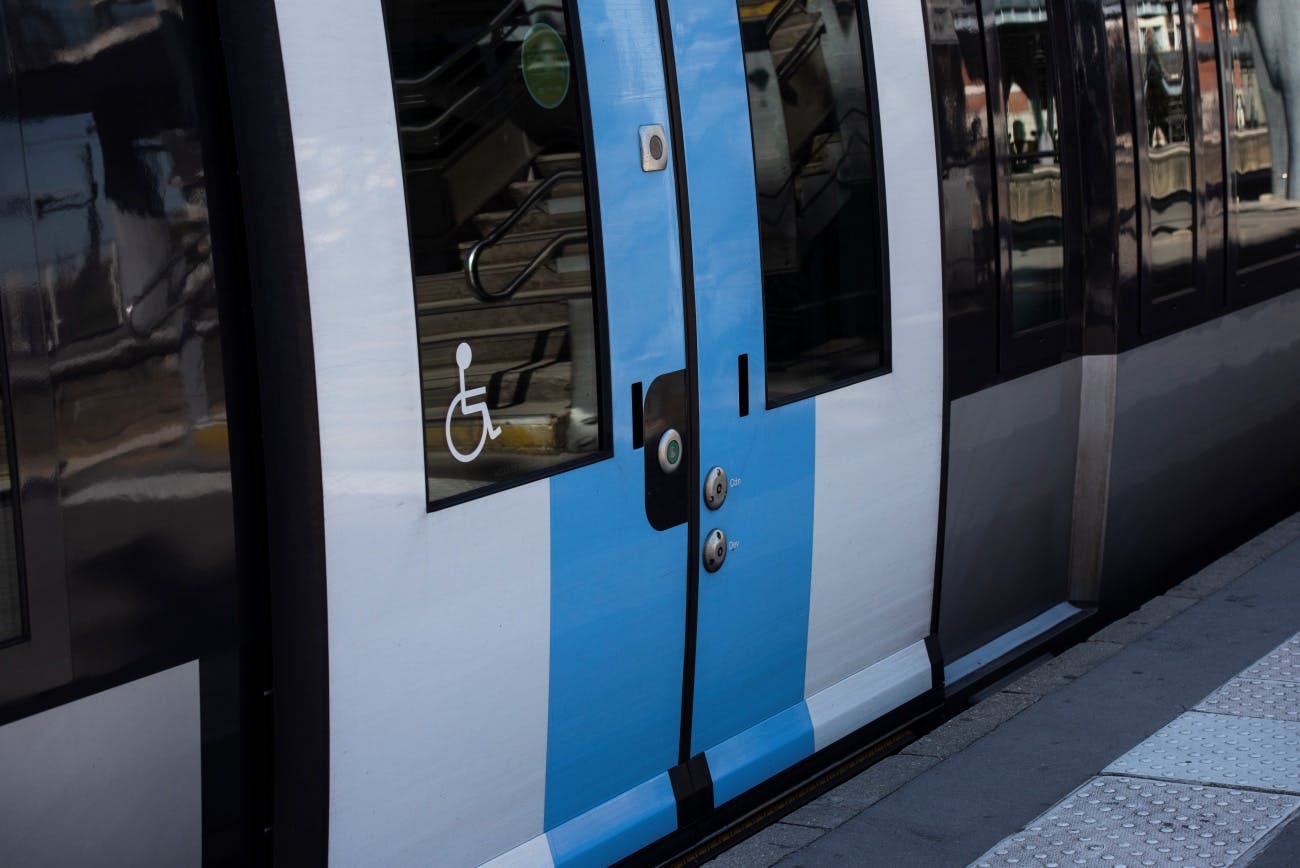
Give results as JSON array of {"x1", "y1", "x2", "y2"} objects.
[{"x1": 944, "y1": 601, "x2": 1094, "y2": 694}]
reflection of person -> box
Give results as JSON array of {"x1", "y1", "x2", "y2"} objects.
[
  {"x1": 1247, "y1": 0, "x2": 1300, "y2": 198},
  {"x1": 1144, "y1": 29, "x2": 1171, "y2": 147}
]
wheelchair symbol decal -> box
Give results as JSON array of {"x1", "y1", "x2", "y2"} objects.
[{"x1": 445, "y1": 342, "x2": 501, "y2": 463}]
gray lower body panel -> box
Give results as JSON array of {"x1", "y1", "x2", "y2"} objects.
[
  {"x1": 0, "y1": 661, "x2": 201, "y2": 868},
  {"x1": 1101, "y1": 291, "x2": 1300, "y2": 608},
  {"x1": 939, "y1": 360, "x2": 1081, "y2": 664}
]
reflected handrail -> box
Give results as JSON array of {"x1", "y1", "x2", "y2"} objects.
[
  {"x1": 123, "y1": 232, "x2": 210, "y2": 338},
  {"x1": 464, "y1": 168, "x2": 584, "y2": 302},
  {"x1": 394, "y1": 0, "x2": 523, "y2": 96},
  {"x1": 466, "y1": 229, "x2": 587, "y2": 303}
]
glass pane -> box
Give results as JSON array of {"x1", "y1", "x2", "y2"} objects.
[
  {"x1": 1224, "y1": 0, "x2": 1300, "y2": 285},
  {"x1": 995, "y1": 0, "x2": 1065, "y2": 332},
  {"x1": 0, "y1": 388, "x2": 18, "y2": 645},
  {"x1": 1136, "y1": 1, "x2": 1196, "y2": 296},
  {"x1": 737, "y1": 0, "x2": 888, "y2": 405},
  {"x1": 380, "y1": 1, "x2": 604, "y2": 506}
]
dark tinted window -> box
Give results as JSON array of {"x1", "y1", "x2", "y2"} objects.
[
  {"x1": 1223, "y1": 0, "x2": 1300, "y2": 293},
  {"x1": 995, "y1": 0, "x2": 1067, "y2": 332},
  {"x1": 0, "y1": 387, "x2": 18, "y2": 645},
  {"x1": 380, "y1": 1, "x2": 605, "y2": 507},
  {"x1": 1135, "y1": 1, "x2": 1196, "y2": 297},
  {"x1": 737, "y1": 0, "x2": 888, "y2": 405}
]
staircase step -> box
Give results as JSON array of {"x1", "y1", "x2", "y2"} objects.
[
  {"x1": 472, "y1": 201, "x2": 587, "y2": 235},
  {"x1": 460, "y1": 228, "x2": 588, "y2": 269},
  {"x1": 509, "y1": 177, "x2": 584, "y2": 204},
  {"x1": 437, "y1": 412, "x2": 565, "y2": 456},
  {"x1": 418, "y1": 285, "x2": 591, "y2": 317},
  {"x1": 422, "y1": 358, "x2": 573, "y2": 406},
  {"x1": 428, "y1": 392, "x2": 574, "y2": 460},
  {"x1": 418, "y1": 299, "x2": 572, "y2": 341},
  {"x1": 535, "y1": 152, "x2": 583, "y2": 176},
  {"x1": 769, "y1": 10, "x2": 823, "y2": 71},
  {"x1": 420, "y1": 319, "x2": 569, "y2": 365},
  {"x1": 415, "y1": 261, "x2": 589, "y2": 305}
]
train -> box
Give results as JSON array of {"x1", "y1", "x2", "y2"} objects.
[{"x1": 0, "y1": 0, "x2": 1296, "y2": 865}]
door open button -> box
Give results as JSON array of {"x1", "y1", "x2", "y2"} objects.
[
  {"x1": 658, "y1": 428, "x2": 683, "y2": 474},
  {"x1": 704, "y1": 466, "x2": 728, "y2": 510},
  {"x1": 703, "y1": 529, "x2": 727, "y2": 573}
]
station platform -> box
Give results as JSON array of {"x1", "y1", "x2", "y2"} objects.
[{"x1": 706, "y1": 512, "x2": 1300, "y2": 868}]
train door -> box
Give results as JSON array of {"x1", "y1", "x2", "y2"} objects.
[
  {"x1": 269, "y1": 0, "x2": 940, "y2": 863},
  {"x1": 663, "y1": 0, "x2": 943, "y2": 806},
  {"x1": 927, "y1": 0, "x2": 1093, "y2": 688}
]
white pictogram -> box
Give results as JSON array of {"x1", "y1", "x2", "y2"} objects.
[{"x1": 445, "y1": 342, "x2": 501, "y2": 463}]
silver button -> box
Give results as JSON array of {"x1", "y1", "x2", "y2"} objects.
[
  {"x1": 657, "y1": 428, "x2": 683, "y2": 474},
  {"x1": 640, "y1": 124, "x2": 668, "y2": 172},
  {"x1": 703, "y1": 466, "x2": 728, "y2": 511},
  {"x1": 703, "y1": 529, "x2": 727, "y2": 573}
]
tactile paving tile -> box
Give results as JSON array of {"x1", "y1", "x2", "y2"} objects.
[
  {"x1": 1242, "y1": 637, "x2": 1300, "y2": 685},
  {"x1": 1105, "y1": 712, "x2": 1300, "y2": 793},
  {"x1": 1196, "y1": 678, "x2": 1300, "y2": 723},
  {"x1": 970, "y1": 777, "x2": 1300, "y2": 868}
]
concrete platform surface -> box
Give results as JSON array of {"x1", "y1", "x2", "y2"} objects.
[{"x1": 704, "y1": 512, "x2": 1300, "y2": 868}]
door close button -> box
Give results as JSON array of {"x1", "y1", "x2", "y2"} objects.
[{"x1": 703, "y1": 529, "x2": 727, "y2": 573}]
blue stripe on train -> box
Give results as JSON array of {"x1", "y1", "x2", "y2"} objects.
[
  {"x1": 665, "y1": 0, "x2": 819, "y2": 759},
  {"x1": 546, "y1": 772, "x2": 678, "y2": 868},
  {"x1": 544, "y1": 0, "x2": 688, "y2": 844}
]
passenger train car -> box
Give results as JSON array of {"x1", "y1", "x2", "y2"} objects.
[{"x1": 0, "y1": 0, "x2": 1295, "y2": 865}]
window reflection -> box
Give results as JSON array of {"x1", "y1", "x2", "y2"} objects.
[
  {"x1": 1223, "y1": 0, "x2": 1300, "y2": 288},
  {"x1": 737, "y1": 0, "x2": 888, "y2": 405},
  {"x1": 928, "y1": 0, "x2": 997, "y2": 344},
  {"x1": 0, "y1": 386, "x2": 18, "y2": 645},
  {"x1": 0, "y1": 0, "x2": 226, "y2": 648},
  {"x1": 1136, "y1": 1, "x2": 1196, "y2": 296},
  {"x1": 379, "y1": 0, "x2": 604, "y2": 506},
  {"x1": 995, "y1": 0, "x2": 1066, "y2": 332}
]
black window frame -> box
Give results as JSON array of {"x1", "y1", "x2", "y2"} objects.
[
  {"x1": 736, "y1": 0, "x2": 894, "y2": 411},
  {"x1": 985, "y1": 0, "x2": 1085, "y2": 378},
  {"x1": 1217, "y1": 0, "x2": 1300, "y2": 311},
  {"x1": 376, "y1": 0, "x2": 616, "y2": 514},
  {"x1": 1123, "y1": 0, "x2": 1226, "y2": 339},
  {"x1": 0, "y1": 294, "x2": 72, "y2": 708},
  {"x1": 0, "y1": 8, "x2": 73, "y2": 705}
]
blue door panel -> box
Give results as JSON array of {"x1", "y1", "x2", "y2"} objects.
[
  {"x1": 689, "y1": 403, "x2": 815, "y2": 753},
  {"x1": 545, "y1": 0, "x2": 690, "y2": 831},
  {"x1": 664, "y1": 0, "x2": 818, "y2": 757}
]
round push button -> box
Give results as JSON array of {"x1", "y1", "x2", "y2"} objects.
[
  {"x1": 658, "y1": 428, "x2": 683, "y2": 475},
  {"x1": 703, "y1": 528, "x2": 727, "y2": 573},
  {"x1": 704, "y1": 466, "x2": 728, "y2": 511}
]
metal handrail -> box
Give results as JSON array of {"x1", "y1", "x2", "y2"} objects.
[
  {"x1": 467, "y1": 229, "x2": 587, "y2": 303},
  {"x1": 465, "y1": 168, "x2": 583, "y2": 301},
  {"x1": 774, "y1": 12, "x2": 825, "y2": 81},
  {"x1": 766, "y1": 0, "x2": 803, "y2": 38},
  {"x1": 395, "y1": 0, "x2": 523, "y2": 93},
  {"x1": 124, "y1": 232, "x2": 211, "y2": 338}
]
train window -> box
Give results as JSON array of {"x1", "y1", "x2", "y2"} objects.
[
  {"x1": 379, "y1": 1, "x2": 607, "y2": 508},
  {"x1": 0, "y1": 386, "x2": 19, "y2": 646},
  {"x1": 1223, "y1": 0, "x2": 1300, "y2": 297},
  {"x1": 994, "y1": 0, "x2": 1066, "y2": 333},
  {"x1": 736, "y1": 0, "x2": 889, "y2": 406},
  {"x1": 1135, "y1": 1, "x2": 1197, "y2": 298}
]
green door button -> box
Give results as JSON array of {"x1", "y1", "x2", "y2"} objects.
[{"x1": 658, "y1": 428, "x2": 683, "y2": 474}]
